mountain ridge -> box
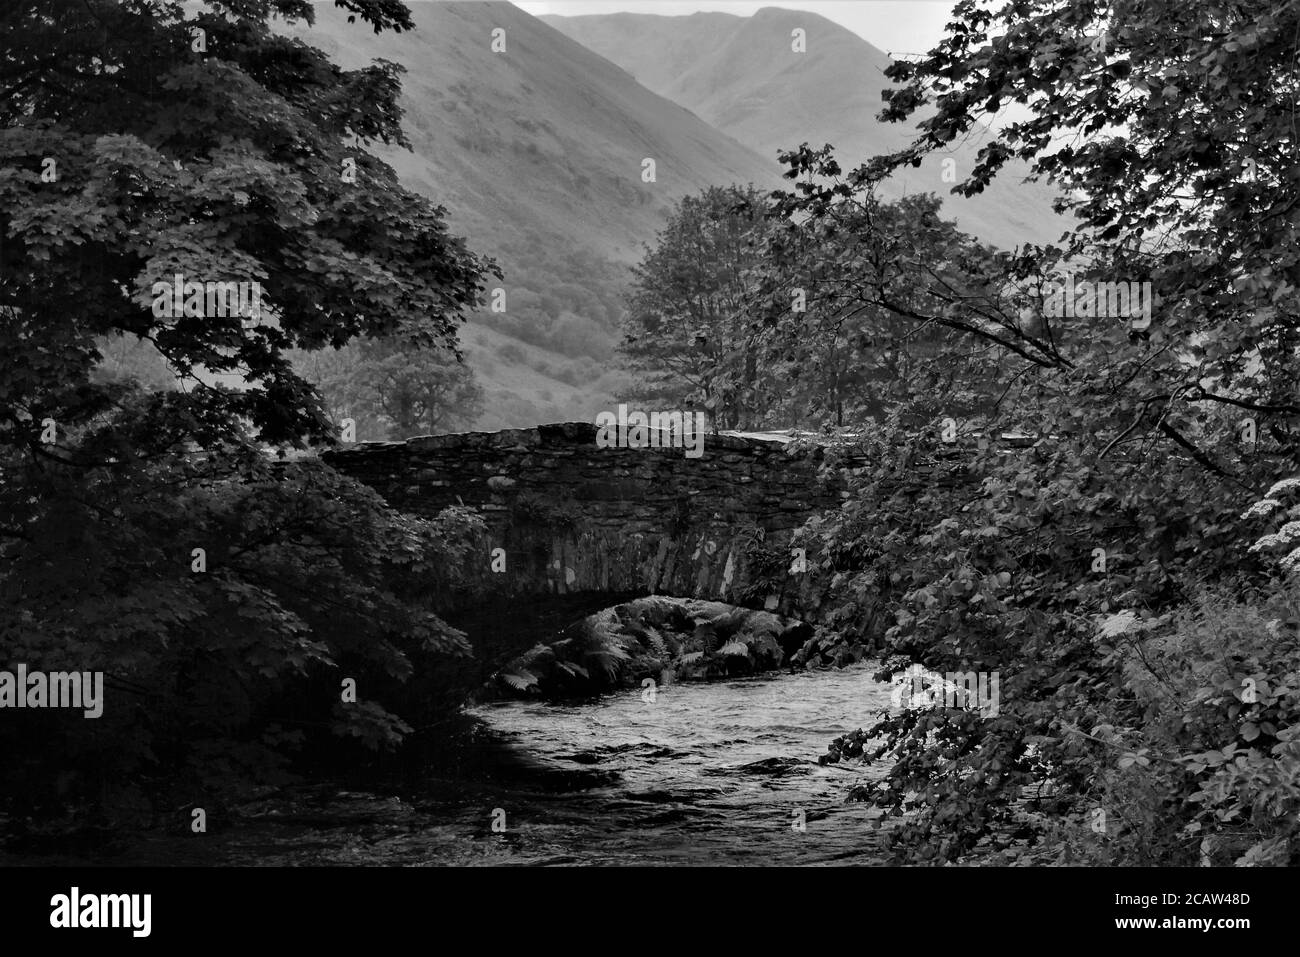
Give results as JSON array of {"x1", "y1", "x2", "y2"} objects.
[{"x1": 543, "y1": 7, "x2": 1073, "y2": 252}]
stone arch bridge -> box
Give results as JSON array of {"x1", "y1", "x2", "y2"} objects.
[{"x1": 323, "y1": 422, "x2": 869, "y2": 677}]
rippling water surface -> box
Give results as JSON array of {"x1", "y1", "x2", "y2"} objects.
[
  {"x1": 453, "y1": 660, "x2": 897, "y2": 865},
  {"x1": 9, "y1": 663, "x2": 899, "y2": 866}
]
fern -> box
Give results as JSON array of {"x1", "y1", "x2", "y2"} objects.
[
  {"x1": 585, "y1": 638, "x2": 632, "y2": 680},
  {"x1": 641, "y1": 624, "x2": 670, "y2": 659},
  {"x1": 719, "y1": 639, "x2": 750, "y2": 657},
  {"x1": 513, "y1": 642, "x2": 554, "y2": 672},
  {"x1": 556, "y1": 661, "x2": 590, "y2": 679},
  {"x1": 500, "y1": 670, "x2": 538, "y2": 691}
]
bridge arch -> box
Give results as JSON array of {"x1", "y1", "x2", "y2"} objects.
[{"x1": 323, "y1": 422, "x2": 861, "y2": 667}]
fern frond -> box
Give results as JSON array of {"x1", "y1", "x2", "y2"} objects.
[
  {"x1": 500, "y1": 670, "x2": 539, "y2": 691},
  {"x1": 642, "y1": 625, "x2": 669, "y2": 659},
  {"x1": 585, "y1": 651, "x2": 622, "y2": 680},
  {"x1": 556, "y1": 661, "x2": 590, "y2": 679}
]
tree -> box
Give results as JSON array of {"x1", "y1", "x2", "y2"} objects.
[
  {"x1": 764, "y1": 0, "x2": 1300, "y2": 864},
  {"x1": 297, "y1": 339, "x2": 485, "y2": 440},
  {"x1": 753, "y1": 187, "x2": 1001, "y2": 428},
  {"x1": 857, "y1": 0, "x2": 1299, "y2": 465},
  {"x1": 620, "y1": 184, "x2": 773, "y2": 430},
  {"x1": 0, "y1": 0, "x2": 496, "y2": 822},
  {"x1": 1, "y1": 0, "x2": 494, "y2": 453}
]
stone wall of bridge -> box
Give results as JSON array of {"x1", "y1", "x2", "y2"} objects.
[{"x1": 323, "y1": 422, "x2": 854, "y2": 627}]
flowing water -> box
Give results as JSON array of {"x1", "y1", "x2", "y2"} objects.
[
  {"x1": 452, "y1": 660, "x2": 898, "y2": 865},
  {"x1": 200, "y1": 661, "x2": 899, "y2": 866},
  {"x1": 6, "y1": 662, "x2": 899, "y2": 866}
]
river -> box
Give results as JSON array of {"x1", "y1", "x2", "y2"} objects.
[
  {"x1": 4, "y1": 662, "x2": 898, "y2": 866},
  {"x1": 456, "y1": 659, "x2": 896, "y2": 864},
  {"x1": 213, "y1": 661, "x2": 895, "y2": 865}
]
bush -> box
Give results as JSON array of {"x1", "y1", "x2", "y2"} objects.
[
  {"x1": 815, "y1": 426, "x2": 1296, "y2": 865},
  {"x1": 0, "y1": 445, "x2": 489, "y2": 829}
]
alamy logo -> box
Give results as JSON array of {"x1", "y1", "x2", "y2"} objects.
[
  {"x1": 50, "y1": 887, "x2": 151, "y2": 937},
  {"x1": 0, "y1": 664, "x2": 103, "y2": 718},
  {"x1": 889, "y1": 664, "x2": 1000, "y2": 718},
  {"x1": 595, "y1": 404, "x2": 706, "y2": 459},
  {"x1": 151, "y1": 273, "x2": 263, "y2": 325},
  {"x1": 1041, "y1": 273, "x2": 1153, "y2": 329}
]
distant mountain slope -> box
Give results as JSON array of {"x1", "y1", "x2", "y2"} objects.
[
  {"x1": 297, "y1": 1, "x2": 780, "y2": 259},
  {"x1": 288, "y1": 1, "x2": 785, "y2": 429},
  {"x1": 543, "y1": 7, "x2": 1073, "y2": 252}
]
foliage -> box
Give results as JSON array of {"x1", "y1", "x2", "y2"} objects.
[
  {"x1": 0, "y1": 0, "x2": 495, "y2": 829},
  {"x1": 865, "y1": 0, "x2": 1300, "y2": 454},
  {"x1": 1, "y1": 0, "x2": 496, "y2": 453},
  {"x1": 819, "y1": 437, "x2": 1290, "y2": 863},
  {"x1": 738, "y1": 0, "x2": 1300, "y2": 864},
  {"x1": 473, "y1": 240, "x2": 628, "y2": 361},
  {"x1": 619, "y1": 184, "x2": 774, "y2": 429},
  {"x1": 754, "y1": 190, "x2": 1002, "y2": 427},
  {"x1": 489, "y1": 599, "x2": 797, "y2": 698},
  {"x1": 622, "y1": 181, "x2": 1013, "y2": 431},
  {"x1": 493, "y1": 617, "x2": 633, "y2": 695},
  {"x1": 293, "y1": 338, "x2": 485, "y2": 441},
  {"x1": 1, "y1": 438, "x2": 489, "y2": 819}
]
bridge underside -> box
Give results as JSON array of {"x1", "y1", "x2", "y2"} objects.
[
  {"x1": 324, "y1": 422, "x2": 862, "y2": 677},
  {"x1": 431, "y1": 521, "x2": 835, "y2": 688}
]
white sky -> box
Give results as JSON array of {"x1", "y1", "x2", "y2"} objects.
[{"x1": 511, "y1": 1, "x2": 959, "y2": 57}]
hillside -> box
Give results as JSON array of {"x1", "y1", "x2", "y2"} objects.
[
  {"x1": 543, "y1": 7, "x2": 1073, "y2": 252},
  {"x1": 289, "y1": 1, "x2": 785, "y2": 429}
]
